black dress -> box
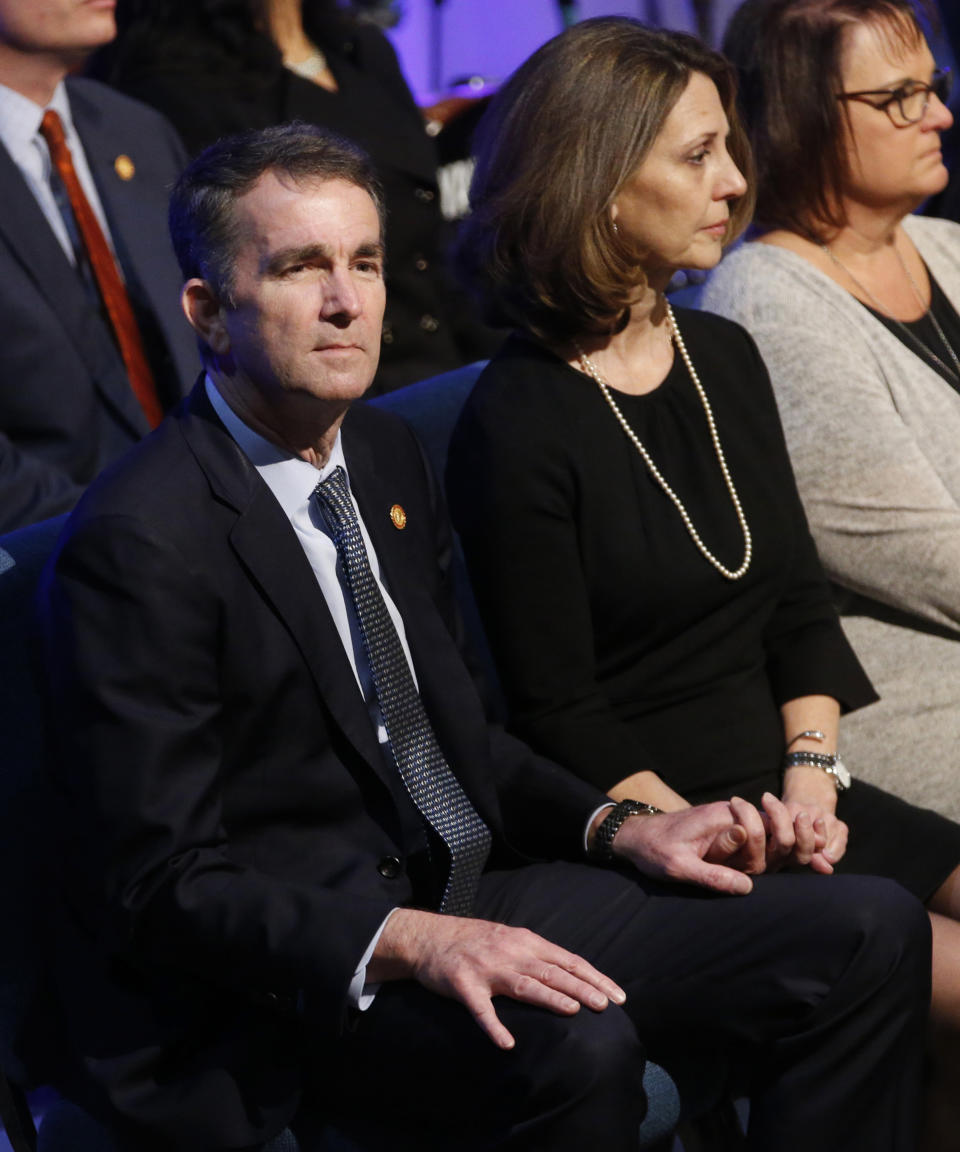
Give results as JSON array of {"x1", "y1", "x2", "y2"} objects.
[
  {"x1": 93, "y1": 24, "x2": 500, "y2": 393},
  {"x1": 447, "y1": 310, "x2": 960, "y2": 901}
]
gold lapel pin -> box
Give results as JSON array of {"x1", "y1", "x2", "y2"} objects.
[
  {"x1": 389, "y1": 504, "x2": 407, "y2": 530},
  {"x1": 114, "y1": 154, "x2": 135, "y2": 181}
]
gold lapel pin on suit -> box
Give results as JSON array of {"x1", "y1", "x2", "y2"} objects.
[
  {"x1": 114, "y1": 154, "x2": 135, "y2": 181},
  {"x1": 389, "y1": 504, "x2": 407, "y2": 530}
]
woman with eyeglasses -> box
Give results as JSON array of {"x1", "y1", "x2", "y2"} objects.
[{"x1": 704, "y1": 0, "x2": 960, "y2": 829}]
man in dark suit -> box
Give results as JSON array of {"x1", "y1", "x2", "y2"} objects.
[
  {"x1": 40, "y1": 123, "x2": 931, "y2": 1152},
  {"x1": 0, "y1": 0, "x2": 197, "y2": 531}
]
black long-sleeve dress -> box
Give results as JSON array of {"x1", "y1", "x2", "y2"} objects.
[{"x1": 447, "y1": 309, "x2": 960, "y2": 899}]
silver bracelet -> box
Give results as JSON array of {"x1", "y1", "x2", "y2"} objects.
[{"x1": 785, "y1": 728, "x2": 826, "y2": 750}]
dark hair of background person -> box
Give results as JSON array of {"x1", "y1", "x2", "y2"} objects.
[
  {"x1": 723, "y1": 0, "x2": 935, "y2": 241},
  {"x1": 90, "y1": 0, "x2": 356, "y2": 88},
  {"x1": 169, "y1": 121, "x2": 384, "y2": 311},
  {"x1": 456, "y1": 17, "x2": 754, "y2": 345}
]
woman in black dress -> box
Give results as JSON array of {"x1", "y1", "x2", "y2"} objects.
[
  {"x1": 89, "y1": 0, "x2": 499, "y2": 392},
  {"x1": 446, "y1": 16, "x2": 960, "y2": 1075}
]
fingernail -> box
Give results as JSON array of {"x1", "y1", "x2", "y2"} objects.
[
  {"x1": 590, "y1": 993, "x2": 608, "y2": 1010},
  {"x1": 610, "y1": 987, "x2": 627, "y2": 1005}
]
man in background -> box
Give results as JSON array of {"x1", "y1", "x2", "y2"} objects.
[{"x1": 0, "y1": 0, "x2": 197, "y2": 531}]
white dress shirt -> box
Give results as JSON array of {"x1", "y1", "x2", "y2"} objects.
[{"x1": 0, "y1": 78, "x2": 116, "y2": 266}]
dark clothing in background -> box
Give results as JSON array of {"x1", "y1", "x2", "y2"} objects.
[{"x1": 92, "y1": 23, "x2": 501, "y2": 393}]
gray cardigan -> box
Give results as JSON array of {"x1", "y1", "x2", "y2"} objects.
[{"x1": 704, "y1": 214, "x2": 960, "y2": 818}]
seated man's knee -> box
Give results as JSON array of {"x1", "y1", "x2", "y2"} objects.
[{"x1": 523, "y1": 1000, "x2": 645, "y2": 1106}]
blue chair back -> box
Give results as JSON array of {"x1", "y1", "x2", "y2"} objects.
[
  {"x1": 0, "y1": 516, "x2": 68, "y2": 1092},
  {"x1": 368, "y1": 363, "x2": 507, "y2": 720}
]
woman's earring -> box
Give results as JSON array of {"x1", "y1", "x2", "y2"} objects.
[{"x1": 612, "y1": 220, "x2": 620, "y2": 234}]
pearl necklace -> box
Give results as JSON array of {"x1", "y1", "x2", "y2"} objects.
[
  {"x1": 574, "y1": 302, "x2": 753, "y2": 581},
  {"x1": 821, "y1": 240, "x2": 960, "y2": 385}
]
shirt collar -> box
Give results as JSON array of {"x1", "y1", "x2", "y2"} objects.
[
  {"x1": 205, "y1": 375, "x2": 349, "y2": 519},
  {"x1": 0, "y1": 78, "x2": 75, "y2": 168}
]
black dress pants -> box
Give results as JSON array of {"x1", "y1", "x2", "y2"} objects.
[{"x1": 298, "y1": 863, "x2": 931, "y2": 1152}]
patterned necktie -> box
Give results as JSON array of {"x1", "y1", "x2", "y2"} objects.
[
  {"x1": 39, "y1": 109, "x2": 163, "y2": 429},
  {"x1": 314, "y1": 466, "x2": 491, "y2": 915}
]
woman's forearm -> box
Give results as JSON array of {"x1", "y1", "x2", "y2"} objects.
[
  {"x1": 608, "y1": 769, "x2": 690, "y2": 811},
  {"x1": 779, "y1": 694, "x2": 842, "y2": 812}
]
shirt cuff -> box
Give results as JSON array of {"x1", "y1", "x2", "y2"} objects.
[
  {"x1": 348, "y1": 907, "x2": 400, "y2": 1011},
  {"x1": 584, "y1": 802, "x2": 615, "y2": 855}
]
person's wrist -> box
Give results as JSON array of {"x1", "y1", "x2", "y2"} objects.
[
  {"x1": 782, "y1": 765, "x2": 841, "y2": 811},
  {"x1": 588, "y1": 799, "x2": 662, "y2": 863}
]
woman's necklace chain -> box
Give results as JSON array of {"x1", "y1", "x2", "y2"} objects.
[
  {"x1": 821, "y1": 241, "x2": 960, "y2": 384},
  {"x1": 573, "y1": 302, "x2": 753, "y2": 581}
]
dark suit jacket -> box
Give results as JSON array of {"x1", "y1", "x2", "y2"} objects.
[
  {"x1": 39, "y1": 384, "x2": 606, "y2": 1150},
  {"x1": 0, "y1": 77, "x2": 197, "y2": 532}
]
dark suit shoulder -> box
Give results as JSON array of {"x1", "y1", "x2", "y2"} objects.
[
  {"x1": 344, "y1": 399, "x2": 430, "y2": 474},
  {"x1": 457, "y1": 333, "x2": 593, "y2": 450},
  {"x1": 343, "y1": 395, "x2": 413, "y2": 437},
  {"x1": 60, "y1": 394, "x2": 235, "y2": 542},
  {"x1": 65, "y1": 75, "x2": 185, "y2": 138}
]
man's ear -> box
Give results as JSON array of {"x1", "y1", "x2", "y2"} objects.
[{"x1": 182, "y1": 278, "x2": 231, "y2": 354}]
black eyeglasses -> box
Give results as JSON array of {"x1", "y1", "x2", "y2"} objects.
[{"x1": 837, "y1": 67, "x2": 952, "y2": 127}]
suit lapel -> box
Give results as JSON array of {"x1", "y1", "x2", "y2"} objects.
[
  {"x1": 179, "y1": 388, "x2": 388, "y2": 780},
  {"x1": 0, "y1": 135, "x2": 147, "y2": 437},
  {"x1": 341, "y1": 419, "x2": 417, "y2": 621}
]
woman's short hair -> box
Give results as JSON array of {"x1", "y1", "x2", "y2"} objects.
[
  {"x1": 457, "y1": 17, "x2": 754, "y2": 343},
  {"x1": 723, "y1": 0, "x2": 927, "y2": 240}
]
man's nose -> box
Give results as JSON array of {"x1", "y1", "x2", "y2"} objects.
[{"x1": 320, "y1": 268, "x2": 362, "y2": 320}]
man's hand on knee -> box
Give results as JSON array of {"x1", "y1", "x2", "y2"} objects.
[
  {"x1": 367, "y1": 908, "x2": 627, "y2": 1050},
  {"x1": 610, "y1": 801, "x2": 758, "y2": 895}
]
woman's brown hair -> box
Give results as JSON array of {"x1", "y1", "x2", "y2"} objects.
[
  {"x1": 457, "y1": 17, "x2": 754, "y2": 343},
  {"x1": 723, "y1": 0, "x2": 929, "y2": 240}
]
